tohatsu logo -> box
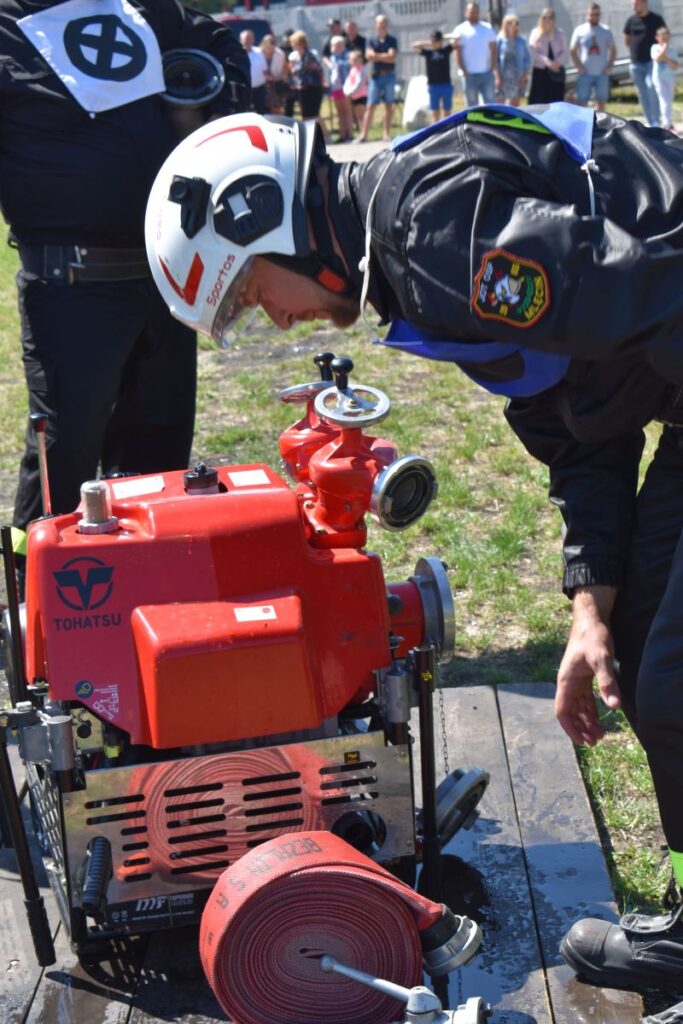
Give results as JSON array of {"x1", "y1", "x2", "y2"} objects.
[
  {"x1": 52, "y1": 556, "x2": 121, "y2": 631},
  {"x1": 54, "y1": 556, "x2": 114, "y2": 610}
]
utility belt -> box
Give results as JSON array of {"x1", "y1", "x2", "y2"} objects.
[{"x1": 17, "y1": 243, "x2": 150, "y2": 284}]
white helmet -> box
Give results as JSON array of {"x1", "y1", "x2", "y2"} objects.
[{"x1": 146, "y1": 113, "x2": 341, "y2": 346}]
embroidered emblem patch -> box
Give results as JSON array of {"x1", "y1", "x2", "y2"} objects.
[{"x1": 472, "y1": 249, "x2": 550, "y2": 328}]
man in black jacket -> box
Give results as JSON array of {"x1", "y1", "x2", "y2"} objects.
[
  {"x1": 146, "y1": 106, "x2": 683, "y2": 992},
  {"x1": 2, "y1": 0, "x2": 249, "y2": 560}
]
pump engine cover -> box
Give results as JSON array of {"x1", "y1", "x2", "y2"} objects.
[{"x1": 24, "y1": 466, "x2": 393, "y2": 747}]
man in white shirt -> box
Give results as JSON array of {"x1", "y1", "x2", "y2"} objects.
[
  {"x1": 451, "y1": 2, "x2": 499, "y2": 106},
  {"x1": 240, "y1": 29, "x2": 268, "y2": 114},
  {"x1": 570, "y1": 3, "x2": 616, "y2": 111}
]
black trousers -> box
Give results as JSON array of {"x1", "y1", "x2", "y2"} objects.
[
  {"x1": 12, "y1": 270, "x2": 197, "y2": 530},
  {"x1": 611, "y1": 425, "x2": 683, "y2": 859}
]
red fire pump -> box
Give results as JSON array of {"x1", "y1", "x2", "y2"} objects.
[{"x1": 0, "y1": 355, "x2": 490, "y2": 1024}]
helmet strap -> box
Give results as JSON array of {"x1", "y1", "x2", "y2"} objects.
[{"x1": 274, "y1": 161, "x2": 356, "y2": 297}]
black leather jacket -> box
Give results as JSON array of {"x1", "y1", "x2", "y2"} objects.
[{"x1": 331, "y1": 111, "x2": 683, "y2": 593}]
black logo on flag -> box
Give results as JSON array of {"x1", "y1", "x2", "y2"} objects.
[{"x1": 64, "y1": 15, "x2": 147, "y2": 81}]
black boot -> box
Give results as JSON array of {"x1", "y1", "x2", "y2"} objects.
[{"x1": 560, "y1": 902, "x2": 683, "y2": 991}]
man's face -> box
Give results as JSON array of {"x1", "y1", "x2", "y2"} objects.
[
  {"x1": 240, "y1": 30, "x2": 254, "y2": 50},
  {"x1": 375, "y1": 16, "x2": 388, "y2": 36},
  {"x1": 329, "y1": 20, "x2": 341, "y2": 34},
  {"x1": 632, "y1": 0, "x2": 648, "y2": 14},
  {"x1": 587, "y1": 4, "x2": 600, "y2": 23},
  {"x1": 238, "y1": 258, "x2": 359, "y2": 331},
  {"x1": 346, "y1": 21, "x2": 358, "y2": 39},
  {"x1": 466, "y1": 4, "x2": 480, "y2": 24}
]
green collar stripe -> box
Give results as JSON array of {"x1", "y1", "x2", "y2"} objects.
[
  {"x1": 670, "y1": 848, "x2": 683, "y2": 887},
  {"x1": 466, "y1": 109, "x2": 552, "y2": 135}
]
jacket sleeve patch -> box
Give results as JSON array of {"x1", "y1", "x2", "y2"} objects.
[{"x1": 472, "y1": 248, "x2": 550, "y2": 328}]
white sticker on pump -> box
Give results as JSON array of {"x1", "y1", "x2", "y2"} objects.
[
  {"x1": 111, "y1": 475, "x2": 165, "y2": 499},
  {"x1": 228, "y1": 469, "x2": 270, "y2": 487},
  {"x1": 234, "y1": 605, "x2": 277, "y2": 623}
]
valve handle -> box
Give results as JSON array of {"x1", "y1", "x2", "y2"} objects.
[
  {"x1": 313, "y1": 354, "x2": 391, "y2": 427},
  {"x1": 331, "y1": 355, "x2": 354, "y2": 391},
  {"x1": 278, "y1": 352, "x2": 337, "y2": 405},
  {"x1": 313, "y1": 381, "x2": 391, "y2": 428},
  {"x1": 314, "y1": 351, "x2": 335, "y2": 382}
]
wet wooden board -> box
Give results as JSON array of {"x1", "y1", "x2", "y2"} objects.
[
  {"x1": 437, "y1": 684, "x2": 642, "y2": 1024},
  {"x1": 22, "y1": 931, "x2": 147, "y2": 1024},
  {"x1": 425, "y1": 685, "x2": 555, "y2": 1023},
  {"x1": 0, "y1": 796, "x2": 61, "y2": 1024},
  {"x1": 0, "y1": 684, "x2": 643, "y2": 1024},
  {"x1": 497, "y1": 684, "x2": 643, "y2": 1023}
]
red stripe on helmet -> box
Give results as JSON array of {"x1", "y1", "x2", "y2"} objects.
[
  {"x1": 195, "y1": 124, "x2": 268, "y2": 152},
  {"x1": 159, "y1": 252, "x2": 205, "y2": 306}
]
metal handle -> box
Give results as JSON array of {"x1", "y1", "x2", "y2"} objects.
[
  {"x1": 0, "y1": 725, "x2": 55, "y2": 965},
  {"x1": 30, "y1": 413, "x2": 52, "y2": 515},
  {"x1": 320, "y1": 956, "x2": 442, "y2": 1014}
]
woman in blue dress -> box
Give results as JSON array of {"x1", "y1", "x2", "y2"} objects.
[{"x1": 497, "y1": 14, "x2": 531, "y2": 105}]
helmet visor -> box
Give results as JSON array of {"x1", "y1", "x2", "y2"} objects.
[{"x1": 210, "y1": 257, "x2": 255, "y2": 348}]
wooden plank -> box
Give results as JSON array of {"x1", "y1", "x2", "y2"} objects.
[
  {"x1": 23, "y1": 931, "x2": 146, "y2": 1024},
  {"x1": 497, "y1": 683, "x2": 642, "y2": 1024},
  {"x1": 415, "y1": 684, "x2": 554, "y2": 1023},
  {"x1": 0, "y1": 801, "x2": 59, "y2": 1024}
]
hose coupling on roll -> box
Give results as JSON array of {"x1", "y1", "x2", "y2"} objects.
[{"x1": 420, "y1": 905, "x2": 482, "y2": 977}]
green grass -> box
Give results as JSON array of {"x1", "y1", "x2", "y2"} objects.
[{"x1": 0, "y1": 92, "x2": 674, "y2": 915}]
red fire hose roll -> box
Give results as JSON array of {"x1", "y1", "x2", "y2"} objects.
[{"x1": 200, "y1": 831, "x2": 443, "y2": 1024}]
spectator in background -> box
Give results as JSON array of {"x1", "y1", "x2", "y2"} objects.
[
  {"x1": 326, "y1": 36, "x2": 354, "y2": 141},
  {"x1": 496, "y1": 14, "x2": 531, "y2": 106},
  {"x1": 345, "y1": 21, "x2": 366, "y2": 61},
  {"x1": 570, "y1": 3, "x2": 616, "y2": 112},
  {"x1": 359, "y1": 15, "x2": 398, "y2": 143},
  {"x1": 261, "y1": 34, "x2": 288, "y2": 116},
  {"x1": 240, "y1": 30, "x2": 268, "y2": 115},
  {"x1": 452, "y1": 3, "x2": 500, "y2": 107},
  {"x1": 624, "y1": 0, "x2": 666, "y2": 127},
  {"x1": 528, "y1": 8, "x2": 567, "y2": 103},
  {"x1": 343, "y1": 50, "x2": 369, "y2": 132},
  {"x1": 287, "y1": 30, "x2": 324, "y2": 122},
  {"x1": 651, "y1": 25, "x2": 679, "y2": 130},
  {"x1": 323, "y1": 18, "x2": 346, "y2": 60},
  {"x1": 411, "y1": 30, "x2": 455, "y2": 122},
  {"x1": 281, "y1": 31, "x2": 295, "y2": 116}
]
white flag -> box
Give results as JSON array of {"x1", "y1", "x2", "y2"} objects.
[{"x1": 18, "y1": 0, "x2": 165, "y2": 114}]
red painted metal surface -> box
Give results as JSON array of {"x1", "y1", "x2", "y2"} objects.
[{"x1": 24, "y1": 463, "x2": 397, "y2": 747}]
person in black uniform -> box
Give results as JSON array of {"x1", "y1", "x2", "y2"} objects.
[
  {"x1": 147, "y1": 105, "x2": 683, "y2": 994},
  {"x1": 1, "y1": 0, "x2": 249, "y2": 561}
]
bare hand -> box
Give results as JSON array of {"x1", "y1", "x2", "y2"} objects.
[{"x1": 555, "y1": 605, "x2": 621, "y2": 746}]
